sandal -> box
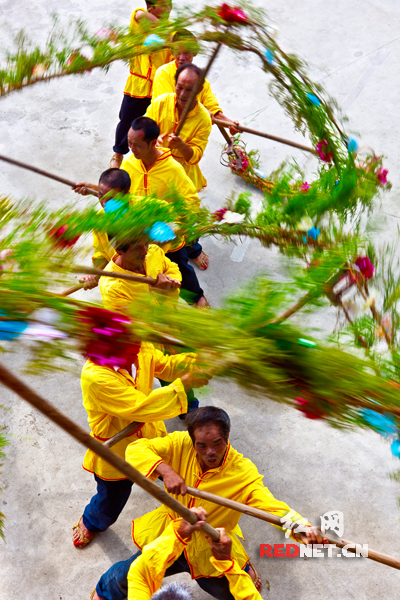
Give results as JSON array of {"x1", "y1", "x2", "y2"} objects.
[
  {"x1": 89, "y1": 589, "x2": 96, "y2": 600},
  {"x1": 109, "y1": 154, "x2": 123, "y2": 169},
  {"x1": 192, "y1": 251, "x2": 209, "y2": 270},
  {"x1": 194, "y1": 296, "x2": 210, "y2": 309},
  {"x1": 72, "y1": 515, "x2": 96, "y2": 548},
  {"x1": 248, "y1": 561, "x2": 262, "y2": 592}
]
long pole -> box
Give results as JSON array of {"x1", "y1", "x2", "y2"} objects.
[
  {"x1": 104, "y1": 421, "x2": 143, "y2": 449},
  {"x1": 0, "y1": 362, "x2": 219, "y2": 541},
  {"x1": 213, "y1": 118, "x2": 315, "y2": 154},
  {"x1": 0, "y1": 154, "x2": 99, "y2": 197},
  {"x1": 72, "y1": 265, "x2": 156, "y2": 286},
  {"x1": 175, "y1": 42, "x2": 222, "y2": 137},
  {"x1": 187, "y1": 487, "x2": 400, "y2": 570}
]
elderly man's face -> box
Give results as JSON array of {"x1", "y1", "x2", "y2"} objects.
[
  {"x1": 124, "y1": 238, "x2": 149, "y2": 262},
  {"x1": 128, "y1": 129, "x2": 153, "y2": 161},
  {"x1": 174, "y1": 46, "x2": 194, "y2": 67},
  {"x1": 175, "y1": 68, "x2": 200, "y2": 112},
  {"x1": 193, "y1": 424, "x2": 228, "y2": 471}
]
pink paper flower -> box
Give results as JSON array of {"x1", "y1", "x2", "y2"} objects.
[
  {"x1": 355, "y1": 256, "x2": 374, "y2": 279},
  {"x1": 49, "y1": 224, "x2": 80, "y2": 249},
  {"x1": 316, "y1": 140, "x2": 333, "y2": 163},
  {"x1": 217, "y1": 3, "x2": 248, "y2": 24},
  {"x1": 300, "y1": 182, "x2": 310, "y2": 191},
  {"x1": 376, "y1": 167, "x2": 388, "y2": 185}
]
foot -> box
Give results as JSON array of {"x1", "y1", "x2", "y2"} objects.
[
  {"x1": 110, "y1": 153, "x2": 123, "y2": 168},
  {"x1": 194, "y1": 295, "x2": 210, "y2": 309},
  {"x1": 90, "y1": 589, "x2": 103, "y2": 600},
  {"x1": 248, "y1": 563, "x2": 262, "y2": 592},
  {"x1": 192, "y1": 251, "x2": 209, "y2": 270},
  {"x1": 72, "y1": 516, "x2": 96, "y2": 548}
]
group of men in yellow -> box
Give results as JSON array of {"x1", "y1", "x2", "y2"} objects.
[{"x1": 70, "y1": 1, "x2": 328, "y2": 599}]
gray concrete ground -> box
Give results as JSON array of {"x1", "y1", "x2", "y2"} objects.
[{"x1": 1, "y1": 0, "x2": 400, "y2": 598}]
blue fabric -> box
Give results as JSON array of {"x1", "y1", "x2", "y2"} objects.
[
  {"x1": 166, "y1": 245, "x2": 204, "y2": 303},
  {"x1": 96, "y1": 550, "x2": 238, "y2": 600},
  {"x1": 185, "y1": 239, "x2": 203, "y2": 260},
  {"x1": 113, "y1": 95, "x2": 151, "y2": 155},
  {"x1": 82, "y1": 474, "x2": 133, "y2": 533}
]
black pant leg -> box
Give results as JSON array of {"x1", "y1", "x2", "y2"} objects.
[
  {"x1": 113, "y1": 95, "x2": 152, "y2": 154},
  {"x1": 166, "y1": 246, "x2": 204, "y2": 304}
]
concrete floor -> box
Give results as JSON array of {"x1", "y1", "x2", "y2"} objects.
[{"x1": 1, "y1": 0, "x2": 400, "y2": 598}]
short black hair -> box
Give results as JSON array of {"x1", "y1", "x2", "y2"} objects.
[
  {"x1": 175, "y1": 63, "x2": 203, "y2": 83},
  {"x1": 185, "y1": 406, "x2": 231, "y2": 444},
  {"x1": 172, "y1": 29, "x2": 199, "y2": 55},
  {"x1": 130, "y1": 116, "x2": 160, "y2": 143},
  {"x1": 98, "y1": 168, "x2": 131, "y2": 194}
]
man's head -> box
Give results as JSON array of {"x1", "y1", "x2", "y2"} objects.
[
  {"x1": 98, "y1": 168, "x2": 131, "y2": 207},
  {"x1": 172, "y1": 29, "x2": 199, "y2": 67},
  {"x1": 186, "y1": 407, "x2": 230, "y2": 471},
  {"x1": 145, "y1": 0, "x2": 172, "y2": 19},
  {"x1": 128, "y1": 117, "x2": 160, "y2": 162},
  {"x1": 152, "y1": 582, "x2": 193, "y2": 600},
  {"x1": 116, "y1": 236, "x2": 149, "y2": 264},
  {"x1": 175, "y1": 63, "x2": 203, "y2": 112}
]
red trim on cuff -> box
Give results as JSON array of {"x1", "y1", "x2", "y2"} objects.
[{"x1": 145, "y1": 458, "x2": 164, "y2": 478}]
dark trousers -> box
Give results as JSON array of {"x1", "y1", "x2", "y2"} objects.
[
  {"x1": 97, "y1": 549, "x2": 241, "y2": 600},
  {"x1": 113, "y1": 95, "x2": 152, "y2": 155},
  {"x1": 166, "y1": 241, "x2": 204, "y2": 304},
  {"x1": 82, "y1": 474, "x2": 133, "y2": 533}
]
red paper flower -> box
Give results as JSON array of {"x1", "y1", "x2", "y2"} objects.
[
  {"x1": 213, "y1": 208, "x2": 228, "y2": 221},
  {"x1": 316, "y1": 140, "x2": 333, "y2": 163},
  {"x1": 295, "y1": 396, "x2": 325, "y2": 420},
  {"x1": 355, "y1": 256, "x2": 374, "y2": 279},
  {"x1": 79, "y1": 306, "x2": 141, "y2": 368},
  {"x1": 300, "y1": 182, "x2": 310, "y2": 191},
  {"x1": 49, "y1": 224, "x2": 80, "y2": 249},
  {"x1": 376, "y1": 167, "x2": 388, "y2": 185},
  {"x1": 216, "y1": 3, "x2": 248, "y2": 24}
]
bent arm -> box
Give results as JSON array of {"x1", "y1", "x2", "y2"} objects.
[{"x1": 210, "y1": 557, "x2": 262, "y2": 600}]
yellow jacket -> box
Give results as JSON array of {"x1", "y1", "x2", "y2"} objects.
[
  {"x1": 81, "y1": 348, "x2": 196, "y2": 481},
  {"x1": 124, "y1": 8, "x2": 173, "y2": 98},
  {"x1": 126, "y1": 431, "x2": 308, "y2": 578},
  {"x1": 127, "y1": 520, "x2": 262, "y2": 600},
  {"x1": 99, "y1": 246, "x2": 182, "y2": 313},
  {"x1": 152, "y1": 60, "x2": 222, "y2": 115},
  {"x1": 145, "y1": 93, "x2": 212, "y2": 192},
  {"x1": 92, "y1": 208, "x2": 114, "y2": 265}
]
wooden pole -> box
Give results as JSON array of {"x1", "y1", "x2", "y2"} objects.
[
  {"x1": 0, "y1": 154, "x2": 99, "y2": 197},
  {"x1": 213, "y1": 118, "x2": 315, "y2": 154},
  {"x1": 175, "y1": 42, "x2": 222, "y2": 137},
  {"x1": 59, "y1": 284, "x2": 84, "y2": 297},
  {"x1": 72, "y1": 265, "x2": 156, "y2": 286},
  {"x1": 187, "y1": 487, "x2": 400, "y2": 570},
  {"x1": 0, "y1": 362, "x2": 219, "y2": 541},
  {"x1": 103, "y1": 421, "x2": 144, "y2": 448}
]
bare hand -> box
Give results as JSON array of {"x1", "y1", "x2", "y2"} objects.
[
  {"x1": 180, "y1": 370, "x2": 212, "y2": 392},
  {"x1": 152, "y1": 272, "x2": 181, "y2": 292},
  {"x1": 156, "y1": 463, "x2": 187, "y2": 495},
  {"x1": 72, "y1": 181, "x2": 97, "y2": 196},
  {"x1": 167, "y1": 134, "x2": 184, "y2": 151},
  {"x1": 79, "y1": 274, "x2": 99, "y2": 290},
  {"x1": 156, "y1": 133, "x2": 169, "y2": 147},
  {"x1": 177, "y1": 506, "x2": 207, "y2": 539},
  {"x1": 205, "y1": 527, "x2": 232, "y2": 561},
  {"x1": 229, "y1": 121, "x2": 241, "y2": 135},
  {"x1": 292, "y1": 525, "x2": 329, "y2": 545}
]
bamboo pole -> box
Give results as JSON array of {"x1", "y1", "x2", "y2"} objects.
[
  {"x1": 0, "y1": 362, "x2": 219, "y2": 541},
  {"x1": 0, "y1": 154, "x2": 99, "y2": 197},
  {"x1": 72, "y1": 265, "x2": 156, "y2": 286},
  {"x1": 187, "y1": 487, "x2": 400, "y2": 570},
  {"x1": 213, "y1": 118, "x2": 315, "y2": 154},
  {"x1": 175, "y1": 42, "x2": 222, "y2": 137},
  {"x1": 104, "y1": 421, "x2": 144, "y2": 449},
  {"x1": 59, "y1": 284, "x2": 84, "y2": 297}
]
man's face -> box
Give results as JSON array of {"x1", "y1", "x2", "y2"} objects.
[
  {"x1": 98, "y1": 183, "x2": 123, "y2": 208},
  {"x1": 175, "y1": 69, "x2": 200, "y2": 112},
  {"x1": 124, "y1": 238, "x2": 149, "y2": 263},
  {"x1": 174, "y1": 46, "x2": 194, "y2": 67},
  {"x1": 193, "y1": 424, "x2": 228, "y2": 471},
  {"x1": 149, "y1": 0, "x2": 172, "y2": 19},
  {"x1": 128, "y1": 129, "x2": 153, "y2": 161}
]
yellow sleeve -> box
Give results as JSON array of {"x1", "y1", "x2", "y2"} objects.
[
  {"x1": 152, "y1": 347, "x2": 198, "y2": 382},
  {"x1": 162, "y1": 252, "x2": 182, "y2": 281},
  {"x1": 127, "y1": 520, "x2": 188, "y2": 600},
  {"x1": 126, "y1": 431, "x2": 185, "y2": 480},
  {"x1": 86, "y1": 370, "x2": 187, "y2": 423},
  {"x1": 145, "y1": 100, "x2": 159, "y2": 123},
  {"x1": 185, "y1": 109, "x2": 212, "y2": 166},
  {"x1": 200, "y1": 79, "x2": 222, "y2": 115},
  {"x1": 152, "y1": 65, "x2": 174, "y2": 99},
  {"x1": 209, "y1": 557, "x2": 262, "y2": 600}
]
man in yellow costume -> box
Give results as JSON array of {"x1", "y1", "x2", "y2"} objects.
[
  {"x1": 89, "y1": 506, "x2": 263, "y2": 599},
  {"x1": 72, "y1": 337, "x2": 210, "y2": 549},
  {"x1": 152, "y1": 29, "x2": 239, "y2": 134},
  {"x1": 110, "y1": 0, "x2": 173, "y2": 169},
  {"x1": 92, "y1": 407, "x2": 325, "y2": 599}
]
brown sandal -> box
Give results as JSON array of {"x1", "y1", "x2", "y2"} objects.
[
  {"x1": 192, "y1": 251, "x2": 209, "y2": 270},
  {"x1": 194, "y1": 296, "x2": 211, "y2": 309},
  {"x1": 248, "y1": 561, "x2": 262, "y2": 592},
  {"x1": 72, "y1": 515, "x2": 96, "y2": 548}
]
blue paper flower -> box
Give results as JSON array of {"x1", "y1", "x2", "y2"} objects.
[
  {"x1": 265, "y1": 49, "x2": 275, "y2": 65},
  {"x1": 0, "y1": 312, "x2": 29, "y2": 341},
  {"x1": 104, "y1": 198, "x2": 128, "y2": 215},
  {"x1": 391, "y1": 439, "x2": 400, "y2": 458},
  {"x1": 307, "y1": 227, "x2": 320, "y2": 240},
  {"x1": 346, "y1": 137, "x2": 359, "y2": 153},
  {"x1": 360, "y1": 408, "x2": 397, "y2": 437},
  {"x1": 147, "y1": 222, "x2": 176, "y2": 243},
  {"x1": 306, "y1": 93, "x2": 321, "y2": 106},
  {"x1": 143, "y1": 34, "x2": 164, "y2": 47}
]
